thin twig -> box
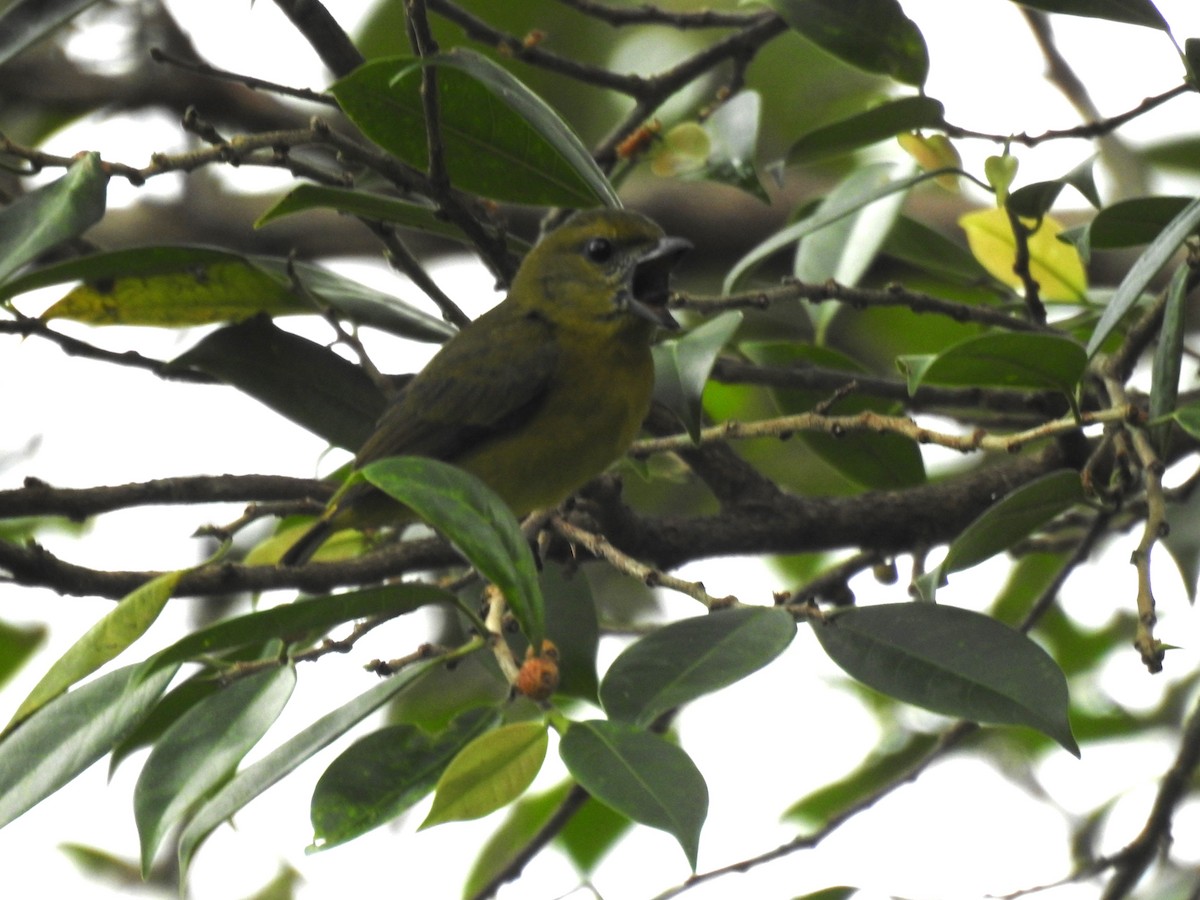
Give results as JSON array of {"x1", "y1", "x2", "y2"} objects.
[
  {"x1": 653, "y1": 721, "x2": 979, "y2": 899},
  {"x1": 631, "y1": 405, "x2": 1129, "y2": 459},
  {"x1": 550, "y1": 515, "x2": 736, "y2": 609},
  {"x1": 679, "y1": 279, "x2": 1052, "y2": 333}
]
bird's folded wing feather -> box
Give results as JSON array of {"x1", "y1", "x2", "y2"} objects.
[{"x1": 354, "y1": 311, "x2": 559, "y2": 466}]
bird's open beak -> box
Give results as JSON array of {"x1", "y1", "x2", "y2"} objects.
[{"x1": 629, "y1": 235, "x2": 691, "y2": 330}]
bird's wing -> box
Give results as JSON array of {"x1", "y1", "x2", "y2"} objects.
[{"x1": 355, "y1": 310, "x2": 559, "y2": 466}]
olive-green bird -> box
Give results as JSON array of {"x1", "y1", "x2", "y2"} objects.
[{"x1": 281, "y1": 208, "x2": 690, "y2": 565}]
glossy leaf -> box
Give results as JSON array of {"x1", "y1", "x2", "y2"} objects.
[
  {"x1": 699, "y1": 90, "x2": 769, "y2": 201},
  {"x1": 331, "y1": 52, "x2": 616, "y2": 207},
  {"x1": 138, "y1": 583, "x2": 453, "y2": 679},
  {"x1": 539, "y1": 563, "x2": 601, "y2": 702},
  {"x1": 421, "y1": 720, "x2": 547, "y2": 827},
  {"x1": 1009, "y1": 0, "x2": 1168, "y2": 30},
  {"x1": 1086, "y1": 197, "x2": 1200, "y2": 356},
  {"x1": 813, "y1": 603, "x2": 1079, "y2": 755},
  {"x1": 725, "y1": 167, "x2": 949, "y2": 291},
  {"x1": 744, "y1": 342, "x2": 925, "y2": 489},
  {"x1": 312, "y1": 707, "x2": 499, "y2": 848},
  {"x1": 0, "y1": 152, "x2": 106, "y2": 284},
  {"x1": 653, "y1": 311, "x2": 744, "y2": 440},
  {"x1": 363, "y1": 457, "x2": 545, "y2": 645},
  {"x1": 1062, "y1": 196, "x2": 1193, "y2": 262},
  {"x1": 764, "y1": 0, "x2": 929, "y2": 86},
  {"x1": 559, "y1": 720, "x2": 708, "y2": 868},
  {"x1": 881, "y1": 215, "x2": 991, "y2": 283},
  {"x1": 959, "y1": 208, "x2": 1087, "y2": 302},
  {"x1": 916, "y1": 470, "x2": 1083, "y2": 603},
  {"x1": 177, "y1": 658, "x2": 438, "y2": 881},
  {"x1": 787, "y1": 95, "x2": 946, "y2": 164},
  {"x1": 0, "y1": 663, "x2": 178, "y2": 830},
  {"x1": 0, "y1": 0, "x2": 101, "y2": 66},
  {"x1": 8, "y1": 570, "x2": 179, "y2": 728},
  {"x1": 135, "y1": 667, "x2": 296, "y2": 874},
  {"x1": 600, "y1": 606, "x2": 796, "y2": 727},
  {"x1": 170, "y1": 316, "x2": 388, "y2": 453},
  {"x1": 1149, "y1": 263, "x2": 1190, "y2": 450},
  {"x1": 897, "y1": 332, "x2": 1087, "y2": 396},
  {"x1": 255, "y1": 184, "x2": 465, "y2": 241},
  {"x1": 794, "y1": 163, "x2": 907, "y2": 338}
]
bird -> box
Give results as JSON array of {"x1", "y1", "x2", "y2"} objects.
[{"x1": 281, "y1": 207, "x2": 691, "y2": 566}]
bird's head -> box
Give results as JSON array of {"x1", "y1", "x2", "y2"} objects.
[{"x1": 510, "y1": 208, "x2": 691, "y2": 332}]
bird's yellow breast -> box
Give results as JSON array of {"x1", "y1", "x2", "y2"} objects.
[{"x1": 452, "y1": 319, "x2": 654, "y2": 514}]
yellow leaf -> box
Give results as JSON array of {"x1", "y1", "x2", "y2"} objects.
[
  {"x1": 41, "y1": 261, "x2": 300, "y2": 325},
  {"x1": 897, "y1": 132, "x2": 961, "y2": 191},
  {"x1": 959, "y1": 208, "x2": 1087, "y2": 302},
  {"x1": 650, "y1": 123, "x2": 710, "y2": 177}
]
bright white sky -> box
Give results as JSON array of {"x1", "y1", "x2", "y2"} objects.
[{"x1": 4, "y1": 2, "x2": 1200, "y2": 899}]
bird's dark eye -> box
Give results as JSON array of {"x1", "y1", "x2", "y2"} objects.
[{"x1": 584, "y1": 237, "x2": 614, "y2": 263}]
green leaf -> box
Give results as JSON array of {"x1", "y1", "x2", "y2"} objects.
[
  {"x1": 0, "y1": 662, "x2": 178, "y2": 830},
  {"x1": 362, "y1": 457, "x2": 545, "y2": 645},
  {"x1": 600, "y1": 607, "x2": 795, "y2": 727},
  {"x1": 557, "y1": 791, "x2": 632, "y2": 873},
  {"x1": 1162, "y1": 467, "x2": 1200, "y2": 602},
  {"x1": 255, "y1": 184, "x2": 466, "y2": 241},
  {"x1": 0, "y1": 621, "x2": 45, "y2": 692},
  {"x1": 0, "y1": 152, "x2": 107, "y2": 284},
  {"x1": 139, "y1": 583, "x2": 452, "y2": 678},
  {"x1": 699, "y1": 90, "x2": 769, "y2": 201},
  {"x1": 177, "y1": 657, "x2": 439, "y2": 882},
  {"x1": 331, "y1": 52, "x2": 616, "y2": 207},
  {"x1": 743, "y1": 342, "x2": 925, "y2": 489},
  {"x1": 1062, "y1": 196, "x2": 1194, "y2": 262},
  {"x1": 784, "y1": 731, "x2": 938, "y2": 825},
  {"x1": 8, "y1": 570, "x2": 179, "y2": 728},
  {"x1": 463, "y1": 781, "x2": 572, "y2": 895},
  {"x1": 1008, "y1": 0, "x2": 1169, "y2": 30},
  {"x1": 1007, "y1": 157, "x2": 1100, "y2": 219},
  {"x1": 539, "y1": 563, "x2": 601, "y2": 702},
  {"x1": 4, "y1": 245, "x2": 454, "y2": 340},
  {"x1": 0, "y1": 0, "x2": 102, "y2": 66},
  {"x1": 421, "y1": 720, "x2": 547, "y2": 827},
  {"x1": 311, "y1": 707, "x2": 500, "y2": 848},
  {"x1": 725, "y1": 167, "x2": 949, "y2": 291},
  {"x1": 915, "y1": 469, "x2": 1083, "y2": 602},
  {"x1": 135, "y1": 667, "x2": 296, "y2": 875},
  {"x1": 881, "y1": 215, "x2": 992, "y2": 283},
  {"x1": 559, "y1": 719, "x2": 708, "y2": 869},
  {"x1": 787, "y1": 95, "x2": 946, "y2": 165},
  {"x1": 170, "y1": 317, "x2": 388, "y2": 452},
  {"x1": 652, "y1": 311, "x2": 744, "y2": 441},
  {"x1": 1086, "y1": 196, "x2": 1200, "y2": 356},
  {"x1": 897, "y1": 332, "x2": 1087, "y2": 396},
  {"x1": 1149, "y1": 263, "x2": 1190, "y2": 450},
  {"x1": 763, "y1": 0, "x2": 929, "y2": 86},
  {"x1": 794, "y1": 163, "x2": 907, "y2": 338},
  {"x1": 813, "y1": 603, "x2": 1079, "y2": 755}
]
